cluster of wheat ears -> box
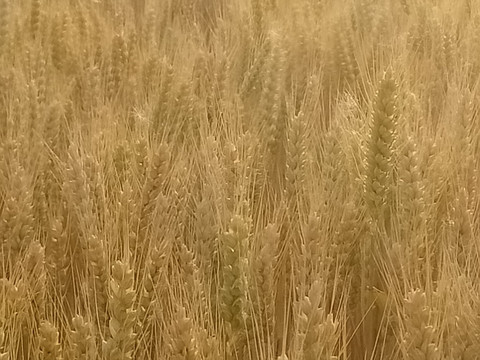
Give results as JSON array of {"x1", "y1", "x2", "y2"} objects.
[{"x1": 1, "y1": 0, "x2": 480, "y2": 359}]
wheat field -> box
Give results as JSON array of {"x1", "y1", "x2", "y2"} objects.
[{"x1": 1, "y1": 0, "x2": 480, "y2": 359}]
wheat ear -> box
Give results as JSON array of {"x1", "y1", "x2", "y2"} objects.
[{"x1": 103, "y1": 261, "x2": 137, "y2": 360}]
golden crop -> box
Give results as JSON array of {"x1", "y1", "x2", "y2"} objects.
[{"x1": 0, "y1": 0, "x2": 479, "y2": 359}]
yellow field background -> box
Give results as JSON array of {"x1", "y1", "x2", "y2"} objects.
[{"x1": 1, "y1": 0, "x2": 480, "y2": 359}]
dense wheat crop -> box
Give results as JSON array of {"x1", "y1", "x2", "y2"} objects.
[{"x1": 1, "y1": 0, "x2": 480, "y2": 359}]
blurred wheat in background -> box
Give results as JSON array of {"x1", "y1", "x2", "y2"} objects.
[{"x1": 1, "y1": 0, "x2": 480, "y2": 359}]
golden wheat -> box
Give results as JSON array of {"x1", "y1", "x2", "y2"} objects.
[{"x1": 1, "y1": 1, "x2": 480, "y2": 359}]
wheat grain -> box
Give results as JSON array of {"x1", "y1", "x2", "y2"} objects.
[
  {"x1": 134, "y1": 144, "x2": 170, "y2": 265},
  {"x1": 330, "y1": 16, "x2": 359, "y2": 84},
  {"x1": 167, "y1": 305, "x2": 197, "y2": 360},
  {"x1": 254, "y1": 224, "x2": 279, "y2": 324},
  {"x1": 103, "y1": 261, "x2": 137, "y2": 360},
  {"x1": 401, "y1": 289, "x2": 439, "y2": 360},
  {"x1": 220, "y1": 215, "x2": 250, "y2": 354},
  {"x1": 294, "y1": 280, "x2": 338, "y2": 360},
  {"x1": 39, "y1": 320, "x2": 62, "y2": 360},
  {"x1": 139, "y1": 243, "x2": 168, "y2": 323},
  {"x1": 45, "y1": 216, "x2": 68, "y2": 295},
  {"x1": 86, "y1": 233, "x2": 108, "y2": 334},
  {"x1": 30, "y1": 0, "x2": 41, "y2": 38},
  {"x1": 285, "y1": 112, "x2": 307, "y2": 208},
  {"x1": 70, "y1": 315, "x2": 96, "y2": 360},
  {"x1": 365, "y1": 70, "x2": 398, "y2": 229},
  {"x1": 108, "y1": 33, "x2": 127, "y2": 100},
  {"x1": 0, "y1": 165, "x2": 35, "y2": 273}
]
